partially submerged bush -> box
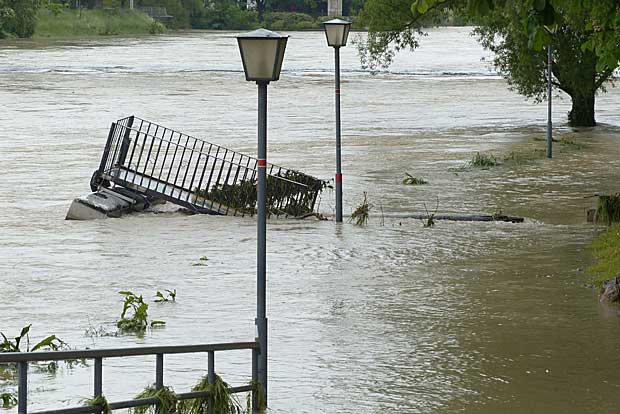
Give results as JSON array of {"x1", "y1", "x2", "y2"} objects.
[
  {"x1": 595, "y1": 194, "x2": 620, "y2": 225},
  {"x1": 117, "y1": 291, "x2": 165, "y2": 333},
  {"x1": 469, "y1": 152, "x2": 498, "y2": 168}
]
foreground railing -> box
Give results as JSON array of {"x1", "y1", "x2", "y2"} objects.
[{"x1": 0, "y1": 341, "x2": 260, "y2": 414}]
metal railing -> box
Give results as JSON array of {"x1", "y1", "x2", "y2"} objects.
[
  {"x1": 94, "y1": 116, "x2": 324, "y2": 217},
  {"x1": 0, "y1": 341, "x2": 260, "y2": 414}
]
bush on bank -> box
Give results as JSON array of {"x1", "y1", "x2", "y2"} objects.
[{"x1": 589, "y1": 225, "x2": 620, "y2": 286}]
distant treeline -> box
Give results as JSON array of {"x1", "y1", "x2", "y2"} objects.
[{"x1": 0, "y1": 0, "x2": 471, "y2": 38}]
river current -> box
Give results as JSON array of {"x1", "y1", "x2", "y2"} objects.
[{"x1": 1, "y1": 27, "x2": 620, "y2": 413}]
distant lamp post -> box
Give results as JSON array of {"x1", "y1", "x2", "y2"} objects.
[
  {"x1": 237, "y1": 28, "x2": 288, "y2": 408},
  {"x1": 544, "y1": 25, "x2": 556, "y2": 159},
  {"x1": 323, "y1": 18, "x2": 351, "y2": 223}
]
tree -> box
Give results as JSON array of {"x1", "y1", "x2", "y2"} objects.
[
  {"x1": 475, "y1": 1, "x2": 615, "y2": 126},
  {"x1": 359, "y1": 0, "x2": 620, "y2": 127},
  {"x1": 0, "y1": 0, "x2": 40, "y2": 38}
]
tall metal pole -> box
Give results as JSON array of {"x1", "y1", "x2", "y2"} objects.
[
  {"x1": 256, "y1": 80, "x2": 268, "y2": 404},
  {"x1": 547, "y1": 44, "x2": 553, "y2": 159},
  {"x1": 334, "y1": 46, "x2": 343, "y2": 222}
]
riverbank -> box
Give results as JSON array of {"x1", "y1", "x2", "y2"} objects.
[{"x1": 34, "y1": 9, "x2": 165, "y2": 38}]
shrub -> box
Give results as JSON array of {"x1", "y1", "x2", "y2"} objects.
[{"x1": 588, "y1": 225, "x2": 620, "y2": 286}]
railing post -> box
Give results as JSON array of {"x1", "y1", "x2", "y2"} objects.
[
  {"x1": 155, "y1": 354, "x2": 164, "y2": 414},
  {"x1": 94, "y1": 358, "x2": 103, "y2": 397},
  {"x1": 155, "y1": 354, "x2": 164, "y2": 390},
  {"x1": 117, "y1": 115, "x2": 135, "y2": 166},
  {"x1": 18, "y1": 362, "x2": 27, "y2": 414},
  {"x1": 252, "y1": 347, "x2": 259, "y2": 414},
  {"x1": 207, "y1": 351, "x2": 215, "y2": 414}
]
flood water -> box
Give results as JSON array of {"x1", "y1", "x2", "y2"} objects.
[{"x1": 1, "y1": 27, "x2": 620, "y2": 413}]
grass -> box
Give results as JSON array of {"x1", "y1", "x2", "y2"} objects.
[
  {"x1": 469, "y1": 152, "x2": 498, "y2": 168},
  {"x1": 501, "y1": 149, "x2": 546, "y2": 165},
  {"x1": 177, "y1": 374, "x2": 244, "y2": 414},
  {"x1": 133, "y1": 385, "x2": 178, "y2": 414},
  {"x1": 84, "y1": 395, "x2": 111, "y2": 414},
  {"x1": 588, "y1": 225, "x2": 620, "y2": 287},
  {"x1": 34, "y1": 9, "x2": 165, "y2": 38}
]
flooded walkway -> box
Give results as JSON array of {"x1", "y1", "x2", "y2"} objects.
[{"x1": 1, "y1": 28, "x2": 620, "y2": 413}]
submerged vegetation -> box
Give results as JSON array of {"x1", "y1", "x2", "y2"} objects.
[
  {"x1": 402, "y1": 172, "x2": 428, "y2": 185},
  {"x1": 130, "y1": 375, "x2": 248, "y2": 414},
  {"x1": 1, "y1": 325, "x2": 66, "y2": 353},
  {"x1": 469, "y1": 152, "x2": 498, "y2": 168},
  {"x1": 350, "y1": 192, "x2": 371, "y2": 226},
  {"x1": 155, "y1": 289, "x2": 177, "y2": 303},
  {"x1": 85, "y1": 395, "x2": 112, "y2": 414},
  {"x1": 117, "y1": 291, "x2": 166, "y2": 333},
  {"x1": 589, "y1": 225, "x2": 620, "y2": 287},
  {"x1": 178, "y1": 374, "x2": 244, "y2": 414},
  {"x1": 595, "y1": 194, "x2": 620, "y2": 225},
  {"x1": 194, "y1": 171, "x2": 327, "y2": 218},
  {"x1": 133, "y1": 385, "x2": 178, "y2": 414}
]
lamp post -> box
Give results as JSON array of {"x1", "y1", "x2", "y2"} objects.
[
  {"x1": 546, "y1": 43, "x2": 553, "y2": 159},
  {"x1": 323, "y1": 18, "x2": 351, "y2": 223},
  {"x1": 544, "y1": 25, "x2": 556, "y2": 159},
  {"x1": 237, "y1": 28, "x2": 288, "y2": 407}
]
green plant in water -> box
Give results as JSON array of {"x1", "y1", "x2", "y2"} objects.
[
  {"x1": 155, "y1": 289, "x2": 177, "y2": 303},
  {"x1": 349, "y1": 192, "x2": 371, "y2": 226},
  {"x1": 0, "y1": 392, "x2": 17, "y2": 409},
  {"x1": 117, "y1": 291, "x2": 165, "y2": 333},
  {"x1": 595, "y1": 194, "x2": 620, "y2": 225},
  {"x1": 588, "y1": 225, "x2": 620, "y2": 287},
  {"x1": 177, "y1": 374, "x2": 244, "y2": 414},
  {"x1": 84, "y1": 395, "x2": 111, "y2": 414},
  {"x1": 133, "y1": 385, "x2": 178, "y2": 414},
  {"x1": 422, "y1": 198, "x2": 439, "y2": 228},
  {"x1": 1, "y1": 325, "x2": 66, "y2": 353},
  {"x1": 469, "y1": 152, "x2": 498, "y2": 168},
  {"x1": 402, "y1": 172, "x2": 428, "y2": 185}
]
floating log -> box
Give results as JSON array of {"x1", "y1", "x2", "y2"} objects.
[{"x1": 402, "y1": 214, "x2": 524, "y2": 223}]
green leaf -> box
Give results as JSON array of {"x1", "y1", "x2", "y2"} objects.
[
  {"x1": 417, "y1": 0, "x2": 428, "y2": 14},
  {"x1": 534, "y1": 0, "x2": 546, "y2": 12},
  {"x1": 31, "y1": 335, "x2": 57, "y2": 352}
]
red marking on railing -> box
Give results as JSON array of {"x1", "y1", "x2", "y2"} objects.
[{"x1": 257, "y1": 159, "x2": 267, "y2": 167}]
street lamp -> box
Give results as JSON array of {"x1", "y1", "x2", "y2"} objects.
[
  {"x1": 544, "y1": 25, "x2": 556, "y2": 159},
  {"x1": 237, "y1": 28, "x2": 288, "y2": 407},
  {"x1": 323, "y1": 18, "x2": 351, "y2": 223}
]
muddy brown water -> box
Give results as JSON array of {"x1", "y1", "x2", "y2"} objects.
[{"x1": 1, "y1": 27, "x2": 620, "y2": 413}]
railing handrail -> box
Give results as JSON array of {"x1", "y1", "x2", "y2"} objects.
[
  {"x1": 0, "y1": 341, "x2": 258, "y2": 363},
  {"x1": 121, "y1": 118, "x2": 312, "y2": 179}
]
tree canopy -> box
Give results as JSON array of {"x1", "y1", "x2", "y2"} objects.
[
  {"x1": 0, "y1": 0, "x2": 40, "y2": 38},
  {"x1": 359, "y1": 0, "x2": 620, "y2": 126}
]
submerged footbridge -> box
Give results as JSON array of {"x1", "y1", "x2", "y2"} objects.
[{"x1": 68, "y1": 116, "x2": 326, "y2": 219}]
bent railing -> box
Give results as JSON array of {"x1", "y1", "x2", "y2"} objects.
[
  {"x1": 0, "y1": 341, "x2": 260, "y2": 414},
  {"x1": 93, "y1": 116, "x2": 325, "y2": 217}
]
